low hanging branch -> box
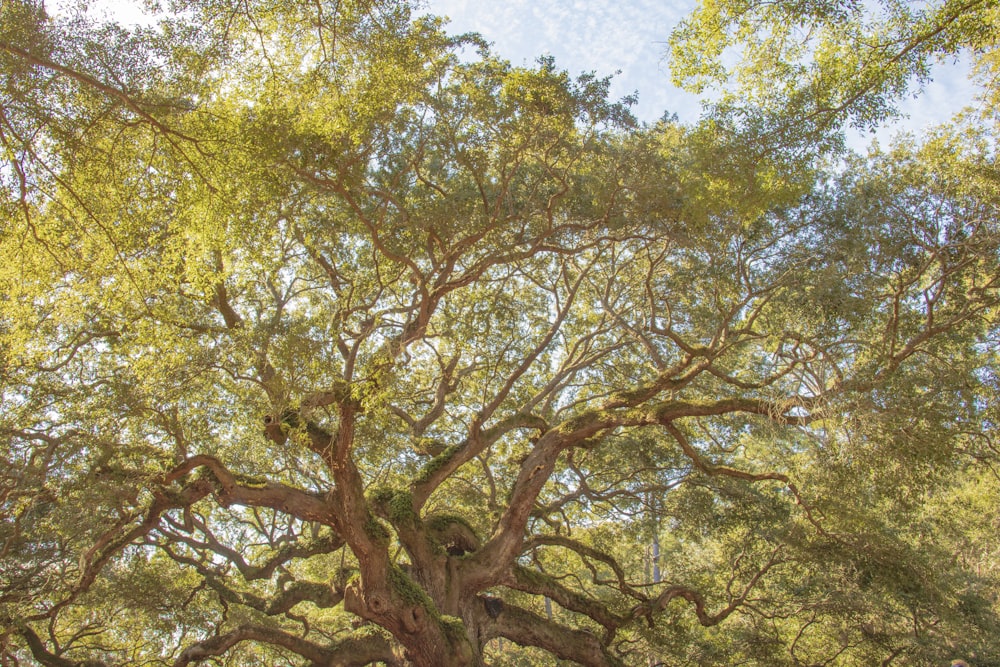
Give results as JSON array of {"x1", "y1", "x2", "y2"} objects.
[{"x1": 172, "y1": 624, "x2": 399, "y2": 667}]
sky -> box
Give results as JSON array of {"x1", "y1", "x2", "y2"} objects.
[
  {"x1": 424, "y1": 0, "x2": 700, "y2": 123},
  {"x1": 82, "y1": 0, "x2": 979, "y2": 147},
  {"x1": 422, "y1": 0, "x2": 978, "y2": 148}
]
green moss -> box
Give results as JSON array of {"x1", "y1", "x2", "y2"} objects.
[
  {"x1": 414, "y1": 437, "x2": 447, "y2": 455},
  {"x1": 425, "y1": 513, "x2": 473, "y2": 534},
  {"x1": 425, "y1": 512, "x2": 481, "y2": 554},
  {"x1": 439, "y1": 615, "x2": 473, "y2": 661},
  {"x1": 415, "y1": 444, "x2": 461, "y2": 484},
  {"x1": 363, "y1": 514, "x2": 391, "y2": 543},
  {"x1": 333, "y1": 566, "x2": 358, "y2": 589},
  {"x1": 233, "y1": 473, "x2": 269, "y2": 488},
  {"x1": 558, "y1": 411, "x2": 612, "y2": 434},
  {"x1": 388, "y1": 565, "x2": 437, "y2": 615},
  {"x1": 329, "y1": 378, "x2": 352, "y2": 402},
  {"x1": 367, "y1": 486, "x2": 396, "y2": 505},
  {"x1": 387, "y1": 490, "x2": 416, "y2": 526},
  {"x1": 353, "y1": 624, "x2": 391, "y2": 641},
  {"x1": 366, "y1": 487, "x2": 416, "y2": 527},
  {"x1": 516, "y1": 565, "x2": 553, "y2": 587},
  {"x1": 439, "y1": 614, "x2": 466, "y2": 639}
]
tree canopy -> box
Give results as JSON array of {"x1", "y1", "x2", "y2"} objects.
[{"x1": 1, "y1": 0, "x2": 998, "y2": 665}]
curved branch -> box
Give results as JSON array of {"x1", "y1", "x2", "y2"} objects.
[
  {"x1": 15, "y1": 624, "x2": 84, "y2": 667},
  {"x1": 627, "y1": 544, "x2": 784, "y2": 628},
  {"x1": 163, "y1": 455, "x2": 341, "y2": 527},
  {"x1": 663, "y1": 421, "x2": 791, "y2": 485},
  {"x1": 478, "y1": 599, "x2": 625, "y2": 667},
  {"x1": 410, "y1": 411, "x2": 548, "y2": 509},
  {"x1": 663, "y1": 421, "x2": 832, "y2": 536},
  {"x1": 507, "y1": 566, "x2": 626, "y2": 635},
  {"x1": 30, "y1": 479, "x2": 216, "y2": 622},
  {"x1": 160, "y1": 513, "x2": 343, "y2": 582},
  {"x1": 467, "y1": 391, "x2": 820, "y2": 587},
  {"x1": 521, "y1": 535, "x2": 645, "y2": 602},
  {"x1": 173, "y1": 624, "x2": 396, "y2": 666},
  {"x1": 157, "y1": 545, "x2": 344, "y2": 616}
]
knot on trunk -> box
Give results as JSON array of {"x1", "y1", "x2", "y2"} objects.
[
  {"x1": 401, "y1": 604, "x2": 427, "y2": 634},
  {"x1": 344, "y1": 576, "x2": 430, "y2": 636}
]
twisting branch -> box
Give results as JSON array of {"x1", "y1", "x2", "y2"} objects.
[
  {"x1": 477, "y1": 599, "x2": 625, "y2": 667},
  {"x1": 506, "y1": 565, "x2": 626, "y2": 637},
  {"x1": 14, "y1": 623, "x2": 86, "y2": 667},
  {"x1": 162, "y1": 455, "x2": 341, "y2": 527},
  {"x1": 173, "y1": 624, "x2": 398, "y2": 666},
  {"x1": 627, "y1": 544, "x2": 785, "y2": 628},
  {"x1": 662, "y1": 421, "x2": 833, "y2": 537},
  {"x1": 521, "y1": 535, "x2": 646, "y2": 602},
  {"x1": 159, "y1": 513, "x2": 343, "y2": 582}
]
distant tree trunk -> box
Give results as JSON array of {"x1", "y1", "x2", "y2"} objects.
[
  {"x1": 539, "y1": 562, "x2": 554, "y2": 621},
  {"x1": 648, "y1": 496, "x2": 662, "y2": 667},
  {"x1": 652, "y1": 530, "x2": 661, "y2": 583}
]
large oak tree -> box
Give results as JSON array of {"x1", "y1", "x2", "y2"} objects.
[{"x1": 2, "y1": 0, "x2": 998, "y2": 664}]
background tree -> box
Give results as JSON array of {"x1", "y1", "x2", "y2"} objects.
[
  {"x1": 1, "y1": 0, "x2": 998, "y2": 665},
  {"x1": 669, "y1": 0, "x2": 1000, "y2": 140}
]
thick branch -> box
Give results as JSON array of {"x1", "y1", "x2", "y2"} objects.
[
  {"x1": 479, "y1": 600, "x2": 625, "y2": 667},
  {"x1": 15, "y1": 624, "x2": 81, "y2": 667},
  {"x1": 163, "y1": 455, "x2": 340, "y2": 527},
  {"x1": 507, "y1": 566, "x2": 626, "y2": 635},
  {"x1": 172, "y1": 624, "x2": 389, "y2": 666}
]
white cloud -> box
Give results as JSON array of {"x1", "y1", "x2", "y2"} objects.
[{"x1": 425, "y1": 0, "x2": 702, "y2": 121}]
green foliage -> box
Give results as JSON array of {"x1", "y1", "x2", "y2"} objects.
[
  {"x1": 415, "y1": 444, "x2": 462, "y2": 484},
  {"x1": 1, "y1": 1, "x2": 998, "y2": 666},
  {"x1": 670, "y1": 0, "x2": 1000, "y2": 134},
  {"x1": 364, "y1": 514, "x2": 392, "y2": 544}
]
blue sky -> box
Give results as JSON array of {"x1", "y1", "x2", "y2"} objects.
[
  {"x1": 424, "y1": 0, "x2": 979, "y2": 147},
  {"x1": 87, "y1": 0, "x2": 979, "y2": 147},
  {"x1": 425, "y1": 0, "x2": 701, "y2": 123}
]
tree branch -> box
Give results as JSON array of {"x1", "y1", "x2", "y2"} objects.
[
  {"x1": 162, "y1": 455, "x2": 341, "y2": 527},
  {"x1": 0, "y1": 40, "x2": 200, "y2": 144},
  {"x1": 478, "y1": 599, "x2": 625, "y2": 667},
  {"x1": 173, "y1": 624, "x2": 396, "y2": 666}
]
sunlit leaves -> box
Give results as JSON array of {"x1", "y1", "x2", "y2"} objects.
[
  {"x1": 669, "y1": 0, "x2": 997, "y2": 133},
  {"x1": 1, "y1": 0, "x2": 999, "y2": 665}
]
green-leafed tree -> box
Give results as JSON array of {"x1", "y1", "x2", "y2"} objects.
[
  {"x1": 1, "y1": 0, "x2": 998, "y2": 665},
  {"x1": 669, "y1": 0, "x2": 1000, "y2": 138}
]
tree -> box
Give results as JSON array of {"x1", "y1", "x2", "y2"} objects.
[
  {"x1": 1, "y1": 0, "x2": 998, "y2": 665},
  {"x1": 669, "y1": 0, "x2": 1000, "y2": 137}
]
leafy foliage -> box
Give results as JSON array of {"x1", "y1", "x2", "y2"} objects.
[{"x1": 1, "y1": 0, "x2": 998, "y2": 665}]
